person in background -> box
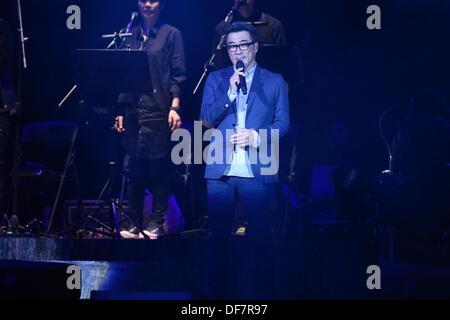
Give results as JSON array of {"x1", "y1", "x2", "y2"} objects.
[
  {"x1": 114, "y1": 0, "x2": 186, "y2": 239},
  {"x1": 214, "y1": 0, "x2": 287, "y2": 49}
]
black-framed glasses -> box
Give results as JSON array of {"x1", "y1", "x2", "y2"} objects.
[
  {"x1": 225, "y1": 42, "x2": 256, "y2": 52},
  {"x1": 138, "y1": 0, "x2": 159, "y2": 4}
]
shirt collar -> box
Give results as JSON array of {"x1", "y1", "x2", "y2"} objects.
[
  {"x1": 246, "y1": 62, "x2": 257, "y2": 78},
  {"x1": 140, "y1": 21, "x2": 162, "y2": 39}
]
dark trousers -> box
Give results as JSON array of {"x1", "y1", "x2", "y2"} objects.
[
  {"x1": 207, "y1": 177, "x2": 274, "y2": 238},
  {"x1": 205, "y1": 177, "x2": 277, "y2": 299},
  {"x1": 126, "y1": 158, "x2": 170, "y2": 229}
]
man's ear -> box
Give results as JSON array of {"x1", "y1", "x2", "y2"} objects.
[{"x1": 255, "y1": 42, "x2": 259, "y2": 53}]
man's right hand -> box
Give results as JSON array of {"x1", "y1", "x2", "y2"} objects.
[
  {"x1": 114, "y1": 116, "x2": 125, "y2": 133},
  {"x1": 229, "y1": 67, "x2": 245, "y2": 93}
]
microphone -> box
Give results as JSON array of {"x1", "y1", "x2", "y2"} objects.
[
  {"x1": 236, "y1": 60, "x2": 247, "y2": 95},
  {"x1": 126, "y1": 12, "x2": 140, "y2": 32}
]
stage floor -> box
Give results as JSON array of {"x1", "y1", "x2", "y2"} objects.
[{"x1": 1, "y1": 227, "x2": 450, "y2": 300}]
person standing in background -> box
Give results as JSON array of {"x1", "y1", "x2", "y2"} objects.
[{"x1": 114, "y1": 0, "x2": 186, "y2": 239}]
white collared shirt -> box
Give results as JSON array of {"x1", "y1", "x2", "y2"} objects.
[{"x1": 225, "y1": 63, "x2": 258, "y2": 178}]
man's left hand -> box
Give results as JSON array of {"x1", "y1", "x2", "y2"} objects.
[
  {"x1": 230, "y1": 128, "x2": 258, "y2": 148},
  {"x1": 168, "y1": 110, "x2": 182, "y2": 132}
]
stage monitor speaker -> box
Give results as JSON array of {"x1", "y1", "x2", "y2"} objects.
[{"x1": 0, "y1": 260, "x2": 81, "y2": 300}]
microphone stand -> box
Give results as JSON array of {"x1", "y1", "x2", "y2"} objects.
[
  {"x1": 8, "y1": 0, "x2": 28, "y2": 232},
  {"x1": 103, "y1": 31, "x2": 133, "y2": 50},
  {"x1": 193, "y1": 1, "x2": 241, "y2": 95},
  {"x1": 282, "y1": 125, "x2": 299, "y2": 237},
  {"x1": 17, "y1": 0, "x2": 28, "y2": 70}
]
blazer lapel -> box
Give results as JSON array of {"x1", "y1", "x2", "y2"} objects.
[
  {"x1": 219, "y1": 67, "x2": 234, "y2": 94},
  {"x1": 246, "y1": 66, "x2": 263, "y2": 118},
  {"x1": 220, "y1": 67, "x2": 238, "y2": 124}
]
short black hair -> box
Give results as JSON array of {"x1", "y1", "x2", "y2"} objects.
[
  {"x1": 138, "y1": 0, "x2": 166, "y2": 5},
  {"x1": 224, "y1": 21, "x2": 259, "y2": 44}
]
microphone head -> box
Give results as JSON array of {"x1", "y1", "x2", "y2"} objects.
[
  {"x1": 236, "y1": 60, "x2": 245, "y2": 71},
  {"x1": 127, "y1": 12, "x2": 140, "y2": 31},
  {"x1": 131, "y1": 11, "x2": 139, "y2": 20}
]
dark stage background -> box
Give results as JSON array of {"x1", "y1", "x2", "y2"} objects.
[{"x1": 1, "y1": 0, "x2": 450, "y2": 226}]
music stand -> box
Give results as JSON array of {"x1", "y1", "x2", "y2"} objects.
[
  {"x1": 70, "y1": 49, "x2": 153, "y2": 239},
  {"x1": 74, "y1": 49, "x2": 154, "y2": 106}
]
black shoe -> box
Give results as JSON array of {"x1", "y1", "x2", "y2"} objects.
[
  {"x1": 120, "y1": 225, "x2": 141, "y2": 239},
  {"x1": 142, "y1": 224, "x2": 165, "y2": 240}
]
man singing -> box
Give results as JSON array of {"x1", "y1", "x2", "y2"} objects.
[
  {"x1": 201, "y1": 21, "x2": 289, "y2": 239},
  {"x1": 200, "y1": 21, "x2": 289, "y2": 298}
]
